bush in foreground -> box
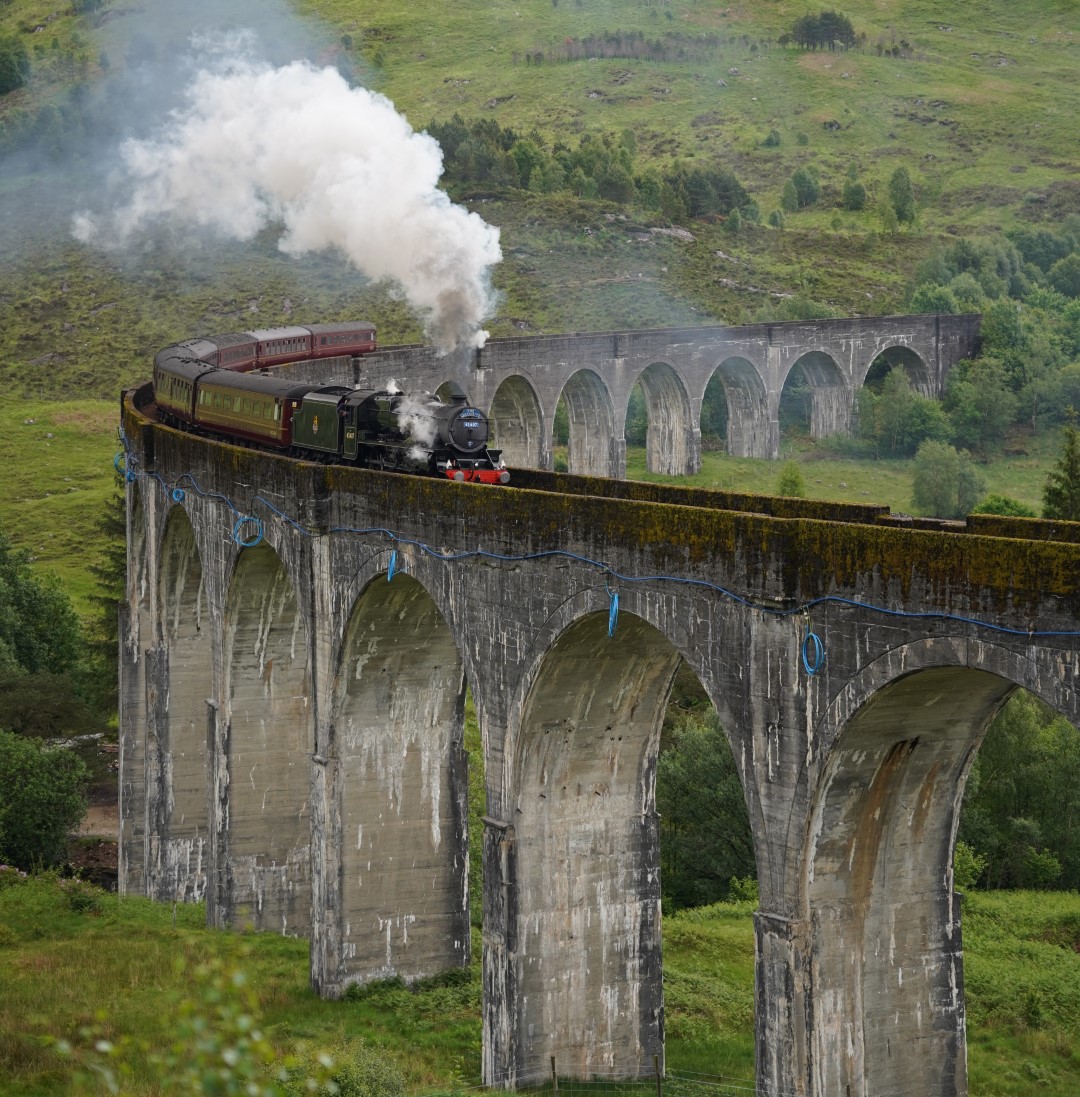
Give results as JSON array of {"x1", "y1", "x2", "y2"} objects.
[{"x1": 0, "y1": 729, "x2": 88, "y2": 871}]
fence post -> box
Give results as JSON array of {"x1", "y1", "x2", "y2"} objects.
[
  {"x1": 654, "y1": 1054, "x2": 662, "y2": 1097},
  {"x1": 550, "y1": 1056, "x2": 558, "y2": 1093}
]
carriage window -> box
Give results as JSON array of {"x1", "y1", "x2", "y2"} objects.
[{"x1": 274, "y1": 404, "x2": 281, "y2": 421}]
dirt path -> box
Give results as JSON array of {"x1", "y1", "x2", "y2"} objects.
[{"x1": 78, "y1": 804, "x2": 119, "y2": 838}]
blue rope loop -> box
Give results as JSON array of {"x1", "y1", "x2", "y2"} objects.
[
  {"x1": 231, "y1": 515, "x2": 263, "y2": 548},
  {"x1": 171, "y1": 487, "x2": 186, "y2": 503},
  {"x1": 387, "y1": 549, "x2": 397, "y2": 582},
  {"x1": 114, "y1": 451, "x2": 138, "y2": 482},
  {"x1": 608, "y1": 589, "x2": 620, "y2": 638},
  {"x1": 802, "y1": 630, "x2": 825, "y2": 675}
]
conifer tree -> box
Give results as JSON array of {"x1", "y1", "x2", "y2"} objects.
[{"x1": 1042, "y1": 421, "x2": 1080, "y2": 521}]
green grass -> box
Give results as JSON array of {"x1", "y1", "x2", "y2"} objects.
[
  {"x1": 2, "y1": 875, "x2": 1078, "y2": 1095},
  {"x1": 0, "y1": 399, "x2": 120, "y2": 617},
  {"x1": 625, "y1": 430, "x2": 1062, "y2": 516}
]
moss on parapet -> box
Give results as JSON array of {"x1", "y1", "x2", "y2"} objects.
[
  {"x1": 511, "y1": 469, "x2": 891, "y2": 525},
  {"x1": 125, "y1": 402, "x2": 1080, "y2": 620}
]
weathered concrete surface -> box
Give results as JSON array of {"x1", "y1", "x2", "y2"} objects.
[
  {"x1": 121, "y1": 389, "x2": 1079, "y2": 1096},
  {"x1": 281, "y1": 316, "x2": 981, "y2": 467}
]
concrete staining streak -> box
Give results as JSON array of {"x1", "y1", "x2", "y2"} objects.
[{"x1": 341, "y1": 692, "x2": 445, "y2": 851}]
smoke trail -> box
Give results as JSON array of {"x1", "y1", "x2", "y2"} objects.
[{"x1": 74, "y1": 38, "x2": 501, "y2": 353}]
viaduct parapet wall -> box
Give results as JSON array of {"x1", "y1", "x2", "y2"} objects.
[
  {"x1": 279, "y1": 314, "x2": 980, "y2": 473},
  {"x1": 119, "y1": 380, "x2": 1078, "y2": 1097}
]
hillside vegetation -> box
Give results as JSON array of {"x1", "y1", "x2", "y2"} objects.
[
  {"x1": 1, "y1": 1, "x2": 1078, "y2": 377},
  {"x1": 1, "y1": 871, "x2": 1078, "y2": 1096}
]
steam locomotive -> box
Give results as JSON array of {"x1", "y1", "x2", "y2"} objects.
[{"x1": 151, "y1": 323, "x2": 509, "y2": 484}]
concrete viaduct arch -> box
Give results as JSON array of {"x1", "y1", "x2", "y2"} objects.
[
  {"x1": 283, "y1": 315, "x2": 980, "y2": 473},
  {"x1": 120, "y1": 379, "x2": 1079, "y2": 1097}
]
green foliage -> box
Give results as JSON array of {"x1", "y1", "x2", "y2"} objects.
[
  {"x1": 656, "y1": 710, "x2": 755, "y2": 910},
  {"x1": 64, "y1": 958, "x2": 335, "y2": 1096},
  {"x1": 1042, "y1": 423, "x2": 1080, "y2": 521},
  {"x1": 1049, "y1": 253, "x2": 1080, "y2": 298},
  {"x1": 780, "y1": 179, "x2": 799, "y2": 213},
  {"x1": 971, "y1": 493, "x2": 1037, "y2": 517},
  {"x1": 888, "y1": 166, "x2": 916, "y2": 225},
  {"x1": 0, "y1": 33, "x2": 30, "y2": 95},
  {"x1": 909, "y1": 282, "x2": 959, "y2": 314},
  {"x1": 0, "y1": 729, "x2": 88, "y2": 871},
  {"x1": 858, "y1": 366, "x2": 951, "y2": 457},
  {"x1": 790, "y1": 166, "x2": 821, "y2": 209},
  {"x1": 945, "y1": 357, "x2": 1017, "y2": 457},
  {"x1": 841, "y1": 178, "x2": 867, "y2": 212},
  {"x1": 0, "y1": 531, "x2": 85, "y2": 680},
  {"x1": 762, "y1": 128, "x2": 781, "y2": 148},
  {"x1": 625, "y1": 383, "x2": 647, "y2": 446},
  {"x1": 911, "y1": 440, "x2": 986, "y2": 518},
  {"x1": 960, "y1": 691, "x2": 1080, "y2": 890},
  {"x1": 282, "y1": 1041, "x2": 405, "y2": 1097},
  {"x1": 954, "y1": 840, "x2": 987, "y2": 892},
  {"x1": 788, "y1": 11, "x2": 856, "y2": 51},
  {"x1": 699, "y1": 375, "x2": 728, "y2": 447},
  {"x1": 0, "y1": 670, "x2": 106, "y2": 738},
  {"x1": 775, "y1": 460, "x2": 805, "y2": 498}
]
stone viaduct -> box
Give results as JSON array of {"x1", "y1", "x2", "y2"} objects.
[
  {"x1": 119, "y1": 371, "x2": 1080, "y2": 1097},
  {"x1": 276, "y1": 314, "x2": 980, "y2": 476}
]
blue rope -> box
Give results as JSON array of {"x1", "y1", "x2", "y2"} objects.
[
  {"x1": 231, "y1": 516, "x2": 263, "y2": 548},
  {"x1": 608, "y1": 589, "x2": 620, "y2": 638},
  {"x1": 115, "y1": 434, "x2": 1080, "y2": 653},
  {"x1": 802, "y1": 631, "x2": 825, "y2": 675}
]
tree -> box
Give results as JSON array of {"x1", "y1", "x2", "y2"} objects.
[
  {"x1": 0, "y1": 730, "x2": 88, "y2": 870},
  {"x1": 1042, "y1": 422, "x2": 1080, "y2": 521},
  {"x1": 790, "y1": 166, "x2": 821, "y2": 208},
  {"x1": 656, "y1": 711, "x2": 756, "y2": 909},
  {"x1": 958, "y1": 691, "x2": 1080, "y2": 889},
  {"x1": 0, "y1": 533, "x2": 86, "y2": 680},
  {"x1": 888, "y1": 166, "x2": 916, "y2": 225},
  {"x1": 1049, "y1": 253, "x2": 1080, "y2": 299},
  {"x1": 858, "y1": 367, "x2": 950, "y2": 457},
  {"x1": 775, "y1": 460, "x2": 806, "y2": 497},
  {"x1": 0, "y1": 34, "x2": 30, "y2": 96},
  {"x1": 781, "y1": 179, "x2": 799, "y2": 213},
  {"x1": 842, "y1": 178, "x2": 867, "y2": 211},
  {"x1": 909, "y1": 283, "x2": 959, "y2": 314},
  {"x1": 911, "y1": 440, "x2": 985, "y2": 518},
  {"x1": 944, "y1": 357, "x2": 1017, "y2": 457}
]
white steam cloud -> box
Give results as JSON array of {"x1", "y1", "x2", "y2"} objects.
[{"x1": 75, "y1": 41, "x2": 501, "y2": 353}]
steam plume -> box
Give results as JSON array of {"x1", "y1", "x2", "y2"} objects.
[{"x1": 75, "y1": 40, "x2": 501, "y2": 353}]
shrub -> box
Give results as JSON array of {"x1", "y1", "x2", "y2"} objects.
[
  {"x1": 775, "y1": 460, "x2": 806, "y2": 498},
  {"x1": 954, "y1": 840, "x2": 987, "y2": 891},
  {"x1": 0, "y1": 730, "x2": 88, "y2": 871},
  {"x1": 282, "y1": 1041, "x2": 406, "y2": 1097},
  {"x1": 911, "y1": 440, "x2": 985, "y2": 518},
  {"x1": 971, "y1": 494, "x2": 1037, "y2": 517}
]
